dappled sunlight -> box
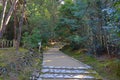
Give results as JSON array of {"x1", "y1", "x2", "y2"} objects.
[
  {"x1": 43, "y1": 47, "x2": 91, "y2": 68},
  {"x1": 44, "y1": 56, "x2": 66, "y2": 63},
  {"x1": 61, "y1": 56, "x2": 65, "y2": 58},
  {"x1": 73, "y1": 74, "x2": 93, "y2": 78},
  {"x1": 50, "y1": 42, "x2": 56, "y2": 45},
  {"x1": 45, "y1": 60, "x2": 52, "y2": 62}
]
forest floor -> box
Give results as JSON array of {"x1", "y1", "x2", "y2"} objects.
[
  {"x1": 61, "y1": 45, "x2": 120, "y2": 80},
  {"x1": 0, "y1": 48, "x2": 42, "y2": 80}
]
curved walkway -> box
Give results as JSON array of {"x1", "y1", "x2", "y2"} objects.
[{"x1": 38, "y1": 48, "x2": 102, "y2": 80}]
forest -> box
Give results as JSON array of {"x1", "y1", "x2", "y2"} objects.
[{"x1": 0, "y1": 0, "x2": 120, "y2": 80}]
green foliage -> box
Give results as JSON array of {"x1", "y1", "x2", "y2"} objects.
[
  {"x1": 59, "y1": 0, "x2": 74, "y2": 19},
  {"x1": 68, "y1": 35, "x2": 86, "y2": 44},
  {"x1": 56, "y1": 0, "x2": 88, "y2": 49},
  {"x1": 68, "y1": 35, "x2": 87, "y2": 49},
  {"x1": 21, "y1": 0, "x2": 59, "y2": 48},
  {"x1": 22, "y1": 28, "x2": 41, "y2": 48},
  {"x1": 23, "y1": 0, "x2": 58, "y2": 45},
  {"x1": 55, "y1": 0, "x2": 120, "y2": 56}
]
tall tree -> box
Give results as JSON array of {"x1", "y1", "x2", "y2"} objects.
[{"x1": 0, "y1": 0, "x2": 19, "y2": 38}]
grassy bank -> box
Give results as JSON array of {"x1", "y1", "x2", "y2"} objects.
[
  {"x1": 61, "y1": 46, "x2": 120, "y2": 80},
  {"x1": 0, "y1": 48, "x2": 42, "y2": 80}
]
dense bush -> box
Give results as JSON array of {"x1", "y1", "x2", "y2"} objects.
[
  {"x1": 68, "y1": 35, "x2": 87, "y2": 50},
  {"x1": 22, "y1": 28, "x2": 41, "y2": 49}
]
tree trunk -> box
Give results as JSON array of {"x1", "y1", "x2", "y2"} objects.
[
  {"x1": 13, "y1": 3, "x2": 17, "y2": 48},
  {"x1": 16, "y1": 0, "x2": 26, "y2": 51},
  {"x1": 0, "y1": 0, "x2": 19, "y2": 38}
]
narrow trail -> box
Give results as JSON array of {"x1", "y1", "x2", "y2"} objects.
[{"x1": 38, "y1": 48, "x2": 102, "y2": 80}]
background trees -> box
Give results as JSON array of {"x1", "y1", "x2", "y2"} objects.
[
  {"x1": 0, "y1": 0, "x2": 26, "y2": 50},
  {"x1": 0, "y1": 0, "x2": 120, "y2": 56},
  {"x1": 56, "y1": 0, "x2": 120, "y2": 57},
  {"x1": 0, "y1": 0, "x2": 59, "y2": 49},
  {"x1": 22, "y1": 0, "x2": 59, "y2": 49}
]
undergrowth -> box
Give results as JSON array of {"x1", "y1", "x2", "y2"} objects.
[
  {"x1": 0, "y1": 48, "x2": 42, "y2": 80},
  {"x1": 61, "y1": 45, "x2": 120, "y2": 80}
]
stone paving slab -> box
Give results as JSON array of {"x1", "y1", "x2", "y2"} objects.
[
  {"x1": 42, "y1": 66, "x2": 91, "y2": 70},
  {"x1": 40, "y1": 74, "x2": 94, "y2": 79},
  {"x1": 42, "y1": 48, "x2": 91, "y2": 68},
  {"x1": 37, "y1": 48, "x2": 102, "y2": 80},
  {"x1": 39, "y1": 77, "x2": 100, "y2": 80},
  {"x1": 42, "y1": 68, "x2": 96, "y2": 74},
  {"x1": 42, "y1": 79, "x2": 96, "y2": 80}
]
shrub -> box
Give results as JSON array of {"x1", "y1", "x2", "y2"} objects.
[
  {"x1": 22, "y1": 28, "x2": 41, "y2": 49},
  {"x1": 68, "y1": 35, "x2": 87, "y2": 50}
]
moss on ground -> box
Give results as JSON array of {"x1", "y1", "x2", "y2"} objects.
[
  {"x1": 61, "y1": 46, "x2": 120, "y2": 80},
  {"x1": 0, "y1": 48, "x2": 42, "y2": 80}
]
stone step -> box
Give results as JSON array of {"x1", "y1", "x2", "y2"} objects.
[
  {"x1": 42, "y1": 66, "x2": 92, "y2": 70},
  {"x1": 42, "y1": 68, "x2": 96, "y2": 74},
  {"x1": 40, "y1": 73, "x2": 95, "y2": 79},
  {"x1": 42, "y1": 79, "x2": 99, "y2": 80},
  {"x1": 38, "y1": 78, "x2": 101, "y2": 80},
  {"x1": 40, "y1": 79, "x2": 97, "y2": 80}
]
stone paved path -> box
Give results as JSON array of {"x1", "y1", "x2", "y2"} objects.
[{"x1": 38, "y1": 48, "x2": 102, "y2": 80}]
